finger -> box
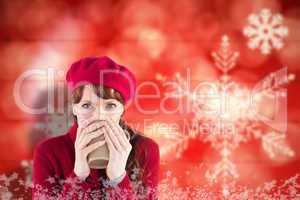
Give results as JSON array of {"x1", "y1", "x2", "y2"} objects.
[
  {"x1": 114, "y1": 123, "x2": 132, "y2": 151},
  {"x1": 76, "y1": 117, "x2": 97, "y2": 141},
  {"x1": 117, "y1": 123, "x2": 129, "y2": 139},
  {"x1": 106, "y1": 120, "x2": 128, "y2": 151},
  {"x1": 104, "y1": 128, "x2": 117, "y2": 153},
  {"x1": 108, "y1": 117, "x2": 129, "y2": 140},
  {"x1": 79, "y1": 117, "x2": 96, "y2": 130},
  {"x1": 82, "y1": 140, "x2": 106, "y2": 156},
  {"x1": 104, "y1": 124, "x2": 123, "y2": 151},
  {"x1": 83, "y1": 120, "x2": 105, "y2": 135},
  {"x1": 78, "y1": 128, "x2": 105, "y2": 149},
  {"x1": 115, "y1": 123, "x2": 130, "y2": 144},
  {"x1": 78, "y1": 120, "x2": 106, "y2": 143},
  {"x1": 106, "y1": 118, "x2": 128, "y2": 149}
]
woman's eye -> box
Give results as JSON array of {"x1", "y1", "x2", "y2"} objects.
[
  {"x1": 81, "y1": 103, "x2": 92, "y2": 109},
  {"x1": 106, "y1": 103, "x2": 117, "y2": 109}
]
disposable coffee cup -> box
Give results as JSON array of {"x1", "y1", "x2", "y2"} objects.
[{"x1": 87, "y1": 130, "x2": 109, "y2": 169}]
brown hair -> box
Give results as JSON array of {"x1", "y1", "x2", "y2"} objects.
[{"x1": 71, "y1": 84, "x2": 144, "y2": 182}]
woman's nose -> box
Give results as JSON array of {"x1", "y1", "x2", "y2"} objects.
[{"x1": 92, "y1": 106, "x2": 108, "y2": 120}]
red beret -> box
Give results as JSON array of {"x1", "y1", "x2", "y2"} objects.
[{"x1": 66, "y1": 56, "x2": 136, "y2": 104}]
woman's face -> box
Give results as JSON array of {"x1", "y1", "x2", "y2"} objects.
[{"x1": 72, "y1": 84, "x2": 124, "y2": 126}]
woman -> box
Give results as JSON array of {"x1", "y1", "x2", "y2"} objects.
[{"x1": 32, "y1": 56, "x2": 160, "y2": 199}]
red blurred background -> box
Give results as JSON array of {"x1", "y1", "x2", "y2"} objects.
[{"x1": 0, "y1": 0, "x2": 300, "y2": 199}]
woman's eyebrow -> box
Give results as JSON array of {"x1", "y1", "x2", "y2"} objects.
[
  {"x1": 104, "y1": 99, "x2": 118, "y2": 103},
  {"x1": 80, "y1": 100, "x2": 92, "y2": 103}
]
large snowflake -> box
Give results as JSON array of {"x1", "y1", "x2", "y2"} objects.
[
  {"x1": 156, "y1": 34, "x2": 296, "y2": 197},
  {"x1": 243, "y1": 8, "x2": 288, "y2": 55}
]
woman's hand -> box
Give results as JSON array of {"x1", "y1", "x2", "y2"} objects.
[
  {"x1": 73, "y1": 118, "x2": 106, "y2": 181},
  {"x1": 104, "y1": 117, "x2": 132, "y2": 181}
]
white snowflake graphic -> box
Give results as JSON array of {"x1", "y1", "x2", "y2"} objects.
[
  {"x1": 211, "y1": 35, "x2": 239, "y2": 75},
  {"x1": 1, "y1": 167, "x2": 300, "y2": 199},
  {"x1": 155, "y1": 35, "x2": 296, "y2": 196},
  {"x1": 243, "y1": 8, "x2": 288, "y2": 55}
]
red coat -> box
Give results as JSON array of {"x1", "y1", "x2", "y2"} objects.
[{"x1": 32, "y1": 122, "x2": 160, "y2": 199}]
